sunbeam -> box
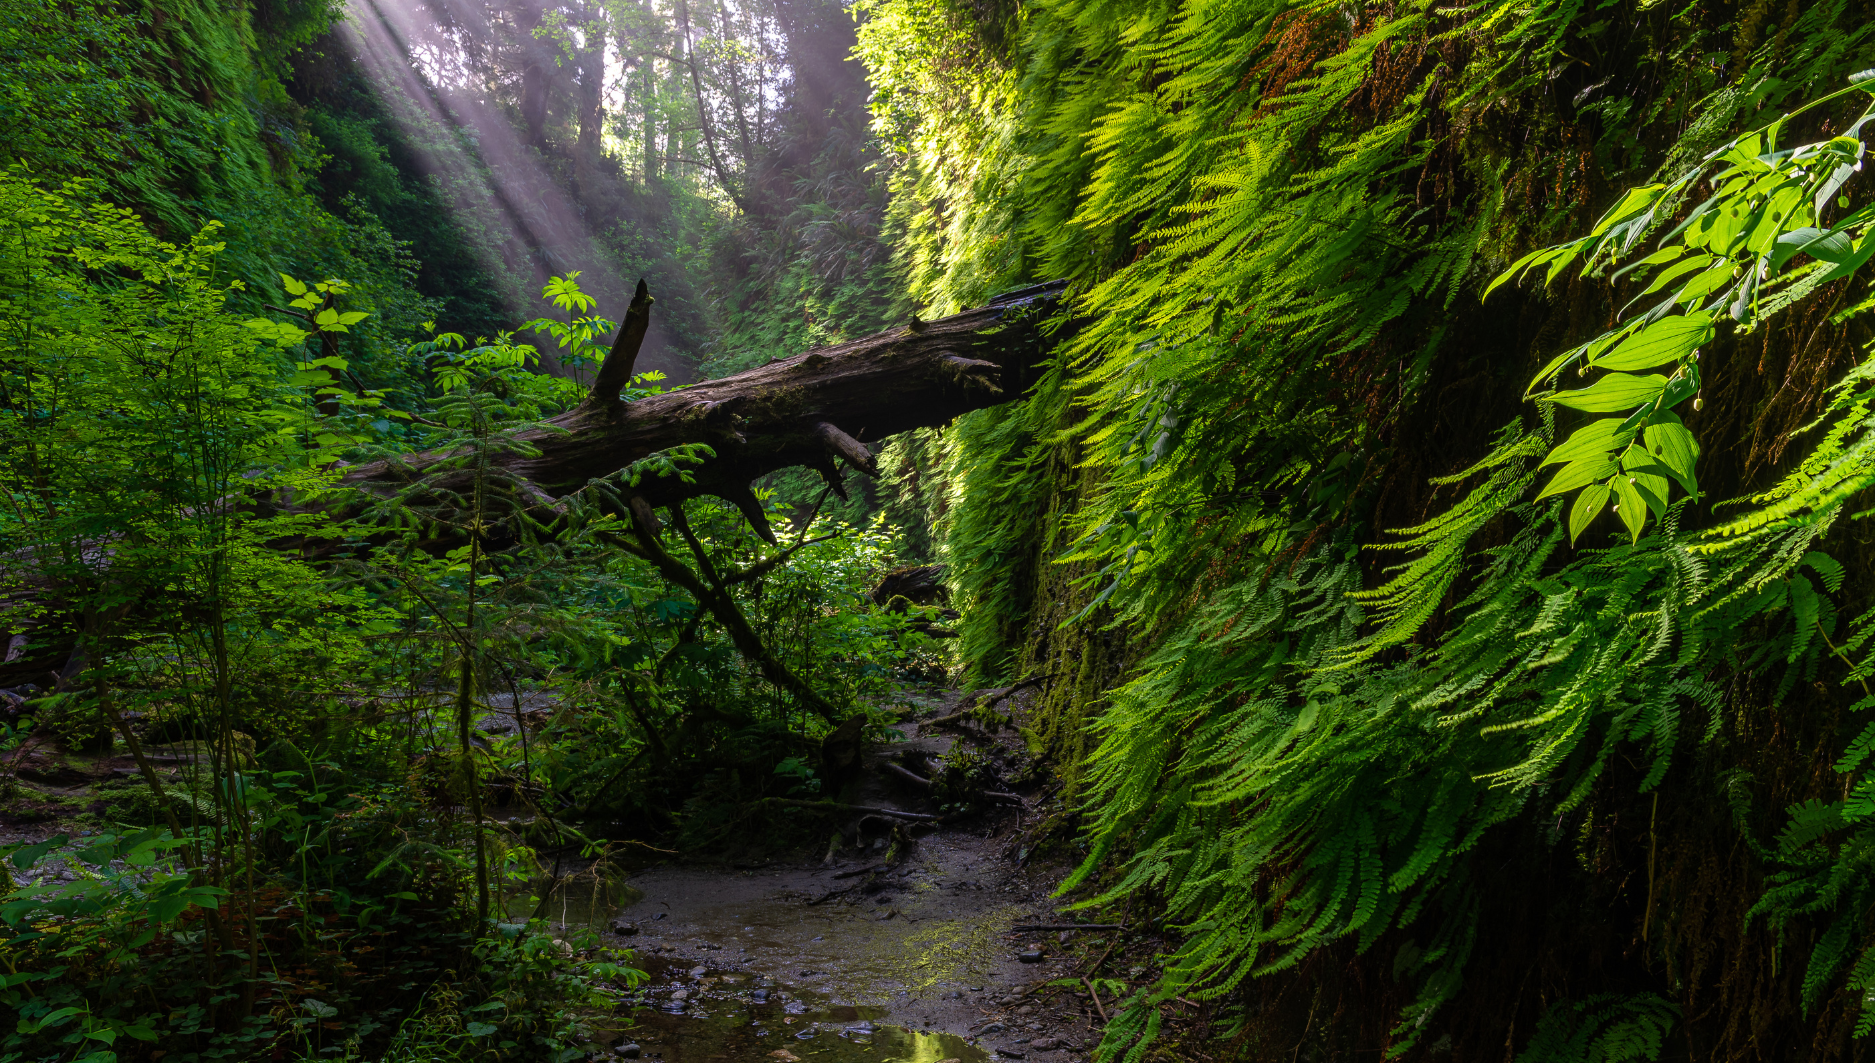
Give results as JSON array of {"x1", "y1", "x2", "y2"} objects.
[{"x1": 339, "y1": 0, "x2": 687, "y2": 380}]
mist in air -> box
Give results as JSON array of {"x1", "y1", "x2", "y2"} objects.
[{"x1": 334, "y1": 0, "x2": 879, "y2": 384}]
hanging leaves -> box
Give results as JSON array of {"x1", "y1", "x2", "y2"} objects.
[{"x1": 1493, "y1": 85, "x2": 1875, "y2": 541}]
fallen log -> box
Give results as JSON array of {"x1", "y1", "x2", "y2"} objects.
[
  {"x1": 1, "y1": 281, "x2": 1069, "y2": 689},
  {"x1": 334, "y1": 280, "x2": 1069, "y2": 530}
]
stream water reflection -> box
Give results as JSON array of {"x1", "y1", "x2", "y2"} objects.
[{"x1": 594, "y1": 955, "x2": 992, "y2": 1063}]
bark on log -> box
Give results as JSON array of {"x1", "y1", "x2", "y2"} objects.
[{"x1": 335, "y1": 281, "x2": 1068, "y2": 518}]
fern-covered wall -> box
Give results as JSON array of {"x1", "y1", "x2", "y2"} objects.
[{"x1": 858, "y1": 0, "x2": 1875, "y2": 1057}]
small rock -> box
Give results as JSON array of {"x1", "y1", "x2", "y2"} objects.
[
  {"x1": 611, "y1": 920, "x2": 639, "y2": 936},
  {"x1": 653, "y1": 912, "x2": 668, "y2": 920},
  {"x1": 1031, "y1": 1039, "x2": 1062, "y2": 1051},
  {"x1": 981, "y1": 1023, "x2": 1006, "y2": 1034},
  {"x1": 1018, "y1": 950, "x2": 1045, "y2": 963},
  {"x1": 670, "y1": 989, "x2": 689, "y2": 1001},
  {"x1": 811, "y1": 935, "x2": 825, "y2": 941},
  {"x1": 997, "y1": 1050, "x2": 1026, "y2": 1059},
  {"x1": 616, "y1": 1045, "x2": 643, "y2": 1059},
  {"x1": 1057, "y1": 931, "x2": 1072, "y2": 945},
  {"x1": 1015, "y1": 1005, "x2": 1036, "y2": 1017},
  {"x1": 689, "y1": 966, "x2": 708, "y2": 978},
  {"x1": 751, "y1": 989, "x2": 771, "y2": 1002}
]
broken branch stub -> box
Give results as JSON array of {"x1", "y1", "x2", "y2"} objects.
[{"x1": 586, "y1": 278, "x2": 654, "y2": 407}]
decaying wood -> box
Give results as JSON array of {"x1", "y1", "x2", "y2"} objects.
[{"x1": 335, "y1": 281, "x2": 1068, "y2": 520}]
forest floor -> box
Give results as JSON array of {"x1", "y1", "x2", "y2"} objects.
[
  {"x1": 0, "y1": 685, "x2": 1153, "y2": 1063},
  {"x1": 584, "y1": 692, "x2": 1110, "y2": 1063}
]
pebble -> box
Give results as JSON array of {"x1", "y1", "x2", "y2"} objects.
[
  {"x1": 996, "y1": 1050, "x2": 1026, "y2": 1059},
  {"x1": 1018, "y1": 950, "x2": 1045, "y2": 963},
  {"x1": 670, "y1": 989, "x2": 689, "y2": 1001},
  {"x1": 1031, "y1": 1039, "x2": 1062, "y2": 1051},
  {"x1": 611, "y1": 919, "x2": 639, "y2": 935},
  {"x1": 615, "y1": 1045, "x2": 642, "y2": 1058},
  {"x1": 689, "y1": 966, "x2": 708, "y2": 978}
]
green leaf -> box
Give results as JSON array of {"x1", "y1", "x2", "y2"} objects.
[
  {"x1": 467, "y1": 1022, "x2": 500, "y2": 1037},
  {"x1": 1590, "y1": 184, "x2": 1666, "y2": 237},
  {"x1": 1675, "y1": 261, "x2": 1736, "y2": 305},
  {"x1": 1635, "y1": 253, "x2": 1714, "y2": 297},
  {"x1": 1642, "y1": 416, "x2": 1699, "y2": 494},
  {"x1": 1569, "y1": 483, "x2": 1612, "y2": 543},
  {"x1": 1541, "y1": 418, "x2": 1632, "y2": 468},
  {"x1": 1613, "y1": 243, "x2": 1688, "y2": 280},
  {"x1": 1593, "y1": 313, "x2": 1713, "y2": 371},
  {"x1": 280, "y1": 273, "x2": 308, "y2": 296},
  {"x1": 123, "y1": 1026, "x2": 158, "y2": 1042},
  {"x1": 336, "y1": 311, "x2": 370, "y2": 326},
  {"x1": 1537, "y1": 456, "x2": 1618, "y2": 500},
  {"x1": 8, "y1": 835, "x2": 67, "y2": 871},
  {"x1": 147, "y1": 893, "x2": 188, "y2": 922},
  {"x1": 1620, "y1": 444, "x2": 1671, "y2": 517},
  {"x1": 1815, "y1": 233, "x2": 1875, "y2": 284},
  {"x1": 1746, "y1": 183, "x2": 1808, "y2": 255},
  {"x1": 314, "y1": 308, "x2": 340, "y2": 326},
  {"x1": 1772, "y1": 227, "x2": 1855, "y2": 269},
  {"x1": 1545, "y1": 373, "x2": 1670, "y2": 413},
  {"x1": 1611, "y1": 476, "x2": 1648, "y2": 541}
]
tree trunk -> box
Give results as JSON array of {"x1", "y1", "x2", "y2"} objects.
[{"x1": 574, "y1": 12, "x2": 607, "y2": 200}]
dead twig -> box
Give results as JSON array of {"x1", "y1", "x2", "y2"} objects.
[
  {"x1": 1084, "y1": 977, "x2": 1109, "y2": 1024},
  {"x1": 756, "y1": 798, "x2": 942, "y2": 822},
  {"x1": 806, "y1": 885, "x2": 860, "y2": 906},
  {"x1": 881, "y1": 762, "x2": 934, "y2": 790},
  {"x1": 1012, "y1": 924, "x2": 1126, "y2": 932}
]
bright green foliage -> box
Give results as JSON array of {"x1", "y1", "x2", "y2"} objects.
[
  {"x1": 857, "y1": 0, "x2": 1875, "y2": 1056},
  {"x1": 1494, "y1": 83, "x2": 1875, "y2": 543}
]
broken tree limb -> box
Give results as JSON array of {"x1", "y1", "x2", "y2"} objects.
[
  {"x1": 586, "y1": 279, "x2": 654, "y2": 406},
  {"x1": 815, "y1": 421, "x2": 878, "y2": 476}
]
